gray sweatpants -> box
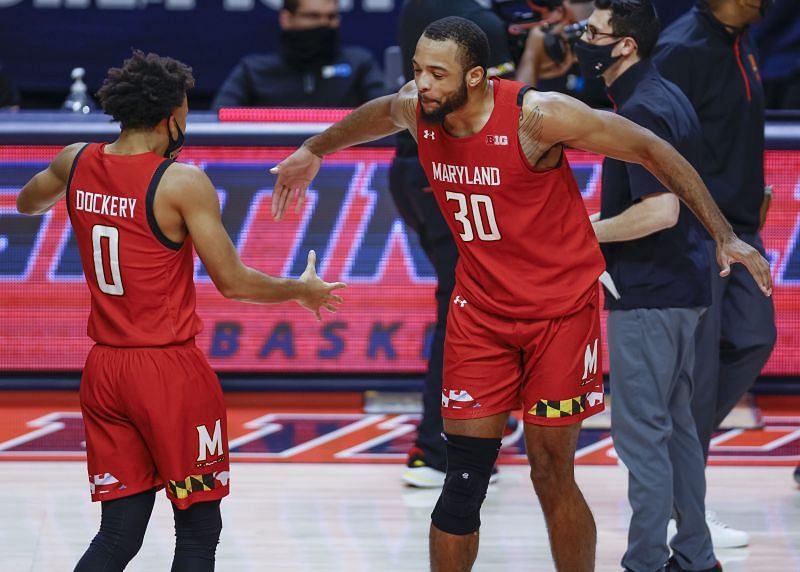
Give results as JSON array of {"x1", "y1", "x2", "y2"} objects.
[{"x1": 608, "y1": 307, "x2": 716, "y2": 572}]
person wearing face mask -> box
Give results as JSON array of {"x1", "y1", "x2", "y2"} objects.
[
  {"x1": 515, "y1": 0, "x2": 610, "y2": 106},
  {"x1": 17, "y1": 50, "x2": 345, "y2": 572},
  {"x1": 652, "y1": 0, "x2": 777, "y2": 548},
  {"x1": 576, "y1": 1, "x2": 721, "y2": 570},
  {"x1": 269, "y1": 11, "x2": 774, "y2": 569},
  {"x1": 212, "y1": 0, "x2": 386, "y2": 109}
]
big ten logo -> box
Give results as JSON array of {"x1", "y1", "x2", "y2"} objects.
[
  {"x1": 196, "y1": 419, "x2": 224, "y2": 464},
  {"x1": 485, "y1": 135, "x2": 508, "y2": 146}
]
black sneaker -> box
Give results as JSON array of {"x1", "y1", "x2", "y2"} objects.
[{"x1": 668, "y1": 556, "x2": 722, "y2": 572}]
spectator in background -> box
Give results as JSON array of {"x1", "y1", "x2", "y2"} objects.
[
  {"x1": 753, "y1": 0, "x2": 800, "y2": 109},
  {"x1": 579, "y1": 2, "x2": 718, "y2": 570},
  {"x1": 515, "y1": 0, "x2": 609, "y2": 107},
  {"x1": 0, "y1": 63, "x2": 20, "y2": 110},
  {"x1": 212, "y1": 0, "x2": 385, "y2": 109},
  {"x1": 393, "y1": 0, "x2": 517, "y2": 488},
  {"x1": 653, "y1": 0, "x2": 777, "y2": 548}
]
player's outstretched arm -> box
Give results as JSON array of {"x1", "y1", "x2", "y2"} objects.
[
  {"x1": 270, "y1": 81, "x2": 418, "y2": 221},
  {"x1": 167, "y1": 164, "x2": 345, "y2": 319},
  {"x1": 17, "y1": 143, "x2": 85, "y2": 215},
  {"x1": 533, "y1": 92, "x2": 772, "y2": 296}
]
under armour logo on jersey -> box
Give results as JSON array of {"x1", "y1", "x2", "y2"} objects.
[
  {"x1": 423, "y1": 130, "x2": 436, "y2": 140},
  {"x1": 454, "y1": 295, "x2": 467, "y2": 307},
  {"x1": 486, "y1": 134, "x2": 508, "y2": 145}
]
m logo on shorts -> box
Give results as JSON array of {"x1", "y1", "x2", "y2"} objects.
[
  {"x1": 582, "y1": 339, "x2": 598, "y2": 382},
  {"x1": 196, "y1": 419, "x2": 223, "y2": 462}
]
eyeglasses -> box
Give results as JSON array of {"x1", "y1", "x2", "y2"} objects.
[{"x1": 579, "y1": 24, "x2": 621, "y2": 42}]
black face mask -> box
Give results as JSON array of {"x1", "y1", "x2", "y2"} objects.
[
  {"x1": 574, "y1": 39, "x2": 623, "y2": 79},
  {"x1": 280, "y1": 26, "x2": 339, "y2": 70},
  {"x1": 164, "y1": 116, "x2": 184, "y2": 159}
]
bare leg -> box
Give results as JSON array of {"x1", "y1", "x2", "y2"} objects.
[
  {"x1": 429, "y1": 412, "x2": 508, "y2": 572},
  {"x1": 525, "y1": 422, "x2": 595, "y2": 572}
]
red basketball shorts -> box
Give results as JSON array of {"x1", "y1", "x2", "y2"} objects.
[
  {"x1": 79, "y1": 341, "x2": 229, "y2": 508},
  {"x1": 442, "y1": 284, "x2": 605, "y2": 426}
]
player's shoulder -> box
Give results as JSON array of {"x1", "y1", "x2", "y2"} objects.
[
  {"x1": 159, "y1": 161, "x2": 214, "y2": 197},
  {"x1": 392, "y1": 80, "x2": 418, "y2": 130},
  {"x1": 51, "y1": 141, "x2": 90, "y2": 178},
  {"x1": 521, "y1": 89, "x2": 586, "y2": 118},
  {"x1": 59, "y1": 141, "x2": 90, "y2": 162}
]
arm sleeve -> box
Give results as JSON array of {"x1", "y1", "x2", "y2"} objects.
[
  {"x1": 211, "y1": 60, "x2": 251, "y2": 110},
  {"x1": 622, "y1": 105, "x2": 672, "y2": 202}
]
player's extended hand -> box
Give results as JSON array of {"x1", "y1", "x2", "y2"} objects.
[
  {"x1": 270, "y1": 145, "x2": 322, "y2": 221},
  {"x1": 296, "y1": 250, "x2": 346, "y2": 320},
  {"x1": 716, "y1": 236, "x2": 773, "y2": 296}
]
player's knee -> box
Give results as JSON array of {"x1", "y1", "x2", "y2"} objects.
[
  {"x1": 529, "y1": 450, "x2": 574, "y2": 497},
  {"x1": 430, "y1": 433, "x2": 501, "y2": 535},
  {"x1": 173, "y1": 500, "x2": 222, "y2": 555}
]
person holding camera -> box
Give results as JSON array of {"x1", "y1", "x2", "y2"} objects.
[
  {"x1": 513, "y1": 0, "x2": 608, "y2": 106},
  {"x1": 578, "y1": 1, "x2": 724, "y2": 570}
]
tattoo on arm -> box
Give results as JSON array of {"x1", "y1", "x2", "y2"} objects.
[{"x1": 518, "y1": 105, "x2": 545, "y2": 163}]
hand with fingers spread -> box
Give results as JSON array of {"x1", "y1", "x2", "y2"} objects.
[
  {"x1": 270, "y1": 145, "x2": 322, "y2": 221},
  {"x1": 716, "y1": 235, "x2": 773, "y2": 296},
  {"x1": 295, "y1": 250, "x2": 346, "y2": 320}
]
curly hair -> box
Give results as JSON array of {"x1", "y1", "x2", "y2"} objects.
[
  {"x1": 422, "y1": 16, "x2": 490, "y2": 74},
  {"x1": 96, "y1": 50, "x2": 195, "y2": 130}
]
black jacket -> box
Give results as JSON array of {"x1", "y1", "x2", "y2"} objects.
[
  {"x1": 212, "y1": 46, "x2": 385, "y2": 110},
  {"x1": 653, "y1": 2, "x2": 765, "y2": 235}
]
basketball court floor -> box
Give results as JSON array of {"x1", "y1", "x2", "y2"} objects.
[{"x1": 2, "y1": 391, "x2": 799, "y2": 571}]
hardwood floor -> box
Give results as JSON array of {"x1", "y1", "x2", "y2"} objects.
[{"x1": 3, "y1": 462, "x2": 799, "y2": 571}]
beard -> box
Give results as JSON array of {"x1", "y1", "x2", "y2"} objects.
[{"x1": 419, "y1": 80, "x2": 469, "y2": 125}]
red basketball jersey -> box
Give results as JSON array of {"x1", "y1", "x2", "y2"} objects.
[
  {"x1": 66, "y1": 143, "x2": 202, "y2": 346},
  {"x1": 417, "y1": 78, "x2": 605, "y2": 318}
]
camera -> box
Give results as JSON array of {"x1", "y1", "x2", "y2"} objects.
[
  {"x1": 492, "y1": 0, "x2": 564, "y2": 35},
  {"x1": 492, "y1": 0, "x2": 565, "y2": 62},
  {"x1": 542, "y1": 19, "x2": 587, "y2": 65}
]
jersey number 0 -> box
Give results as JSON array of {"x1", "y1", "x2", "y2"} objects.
[{"x1": 92, "y1": 224, "x2": 124, "y2": 296}]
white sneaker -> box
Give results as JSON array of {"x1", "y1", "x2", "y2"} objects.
[
  {"x1": 402, "y1": 465, "x2": 446, "y2": 488},
  {"x1": 401, "y1": 464, "x2": 500, "y2": 488},
  {"x1": 705, "y1": 510, "x2": 749, "y2": 548}
]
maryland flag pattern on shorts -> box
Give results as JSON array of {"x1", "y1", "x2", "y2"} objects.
[
  {"x1": 168, "y1": 473, "x2": 217, "y2": 500},
  {"x1": 529, "y1": 394, "x2": 588, "y2": 419}
]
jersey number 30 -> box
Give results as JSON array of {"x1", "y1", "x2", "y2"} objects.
[
  {"x1": 445, "y1": 192, "x2": 501, "y2": 242},
  {"x1": 92, "y1": 224, "x2": 124, "y2": 296}
]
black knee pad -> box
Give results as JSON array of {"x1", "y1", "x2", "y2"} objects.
[{"x1": 431, "y1": 433, "x2": 501, "y2": 535}]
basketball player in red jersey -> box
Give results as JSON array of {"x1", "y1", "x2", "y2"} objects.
[
  {"x1": 270, "y1": 17, "x2": 771, "y2": 572},
  {"x1": 17, "y1": 51, "x2": 344, "y2": 571}
]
